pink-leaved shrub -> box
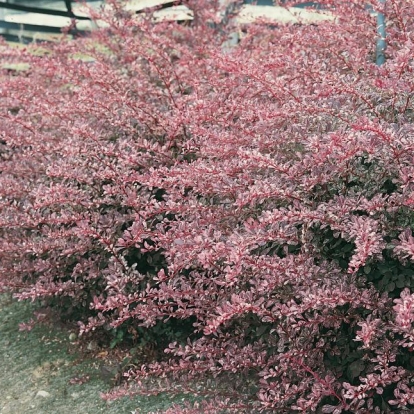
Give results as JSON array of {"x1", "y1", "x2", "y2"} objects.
[{"x1": 1, "y1": 0, "x2": 414, "y2": 412}]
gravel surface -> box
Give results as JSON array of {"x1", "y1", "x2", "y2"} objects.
[{"x1": 0, "y1": 294, "x2": 181, "y2": 414}]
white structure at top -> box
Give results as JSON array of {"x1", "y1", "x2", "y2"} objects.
[{"x1": 0, "y1": 0, "x2": 335, "y2": 42}]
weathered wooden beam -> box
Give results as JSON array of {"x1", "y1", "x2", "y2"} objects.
[{"x1": 0, "y1": 1, "x2": 90, "y2": 20}]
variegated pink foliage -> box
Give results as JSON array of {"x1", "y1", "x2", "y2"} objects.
[{"x1": 1, "y1": 0, "x2": 414, "y2": 412}]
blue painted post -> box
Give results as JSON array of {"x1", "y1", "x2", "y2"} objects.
[{"x1": 376, "y1": 0, "x2": 386, "y2": 66}]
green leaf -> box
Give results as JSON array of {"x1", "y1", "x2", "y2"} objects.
[
  {"x1": 403, "y1": 269, "x2": 414, "y2": 277},
  {"x1": 386, "y1": 282, "x2": 396, "y2": 292},
  {"x1": 396, "y1": 276, "x2": 406, "y2": 289},
  {"x1": 256, "y1": 325, "x2": 268, "y2": 337},
  {"x1": 347, "y1": 360, "x2": 365, "y2": 380},
  {"x1": 342, "y1": 244, "x2": 354, "y2": 253}
]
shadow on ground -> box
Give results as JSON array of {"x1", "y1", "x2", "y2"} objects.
[{"x1": 0, "y1": 294, "x2": 184, "y2": 414}]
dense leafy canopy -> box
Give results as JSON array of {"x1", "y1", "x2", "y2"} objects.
[{"x1": 1, "y1": 1, "x2": 414, "y2": 412}]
